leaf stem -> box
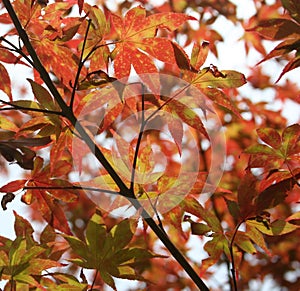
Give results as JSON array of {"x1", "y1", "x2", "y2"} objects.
[
  {"x1": 286, "y1": 161, "x2": 300, "y2": 187},
  {"x1": 229, "y1": 220, "x2": 244, "y2": 291},
  {"x1": 90, "y1": 270, "x2": 98, "y2": 290}
]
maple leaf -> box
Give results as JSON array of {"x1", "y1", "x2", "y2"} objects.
[
  {"x1": 75, "y1": 84, "x2": 124, "y2": 134},
  {"x1": 190, "y1": 41, "x2": 210, "y2": 71},
  {"x1": 64, "y1": 211, "x2": 164, "y2": 289},
  {"x1": 184, "y1": 68, "x2": 246, "y2": 89},
  {"x1": 201, "y1": 233, "x2": 229, "y2": 272},
  {"x1": 248, "y1": 18, "x2": 300, "y2": 40},
  {"x1": 166, "y1": 115, "x2": 184, "y2": 155},
  {"x1": 0, "y1": 212, "x2": 62, "y2": 289},
  {"x1": 236, "y1": 172, "x2": 258, "y2": 220},
  {"x1": 246, "y1": 219, "x2": 299, "y2": 236},
  {"x1": 27, "y1": 79, "x2": 59, "y2": 111},
  {"x1": 0, "y1": 48, "x2": 27, "y2": 65},
  {"x1": 32, "y1": 38, "x2": 81, "y2": 87},
  {"x1": 111, "y1": 6, "x2": 195, "y2": 90},
  {"x1": 0, "y1": 179, "x2": 27, "y2": 193},
  {"x1": 245, "y1": 222, "x2": 271, "y2": 255},
  {"x1": 184, "y1": 196, "x2": 222, "y2": 233},
  {"x1": 0, "y1": 115, "x2": 19, "y2": 132},
  {"x1": 201, "y1": 87, "x2": 241, "y2": 117},
  {"x1": 167, "y1": 195, "x2": 223, "y2": 240},
  {"x1": 248, "y1": 17, "x2": 300, "y2": 81},
  {"x1": 80, "y1": 3, "x2": 110, "y2": 66},
  {"x1": 110, "y1": 132, "x2": 163, "y2": 189},
  {"x1": 254, "y1": 37, "x2": 300, "y2": 82},
  {"x1": 227, "y1": 230, "x2": 257, "y2": 255},
  {"x1": 234, "y1": 167, "x2": 300, "y2": 228},
  {"x1": 49, "y1": 129, "x2": 74, "y2": 175},
  {"x1": 0, "y1": 63, "x2": 12, "y2": 101},
  {"x1": 255, "y1": 172, "x2": 300, "y2": 213},
  {"x1": 247, "y1": 66, "x2": 272, "y2": 89},
  {"x1": 256, "y1": 38, "x2": 300, "y2": 66},
  {"x1": 245, "y1": 124, "x2": 300, "y2": 174},
  {"x1": 235, "y1": 165, "x2": 300, "y2": 223},
  {"x1": 181, "y1": 67, "x2": 245, "y2": 116},
  {"x1": 164, "y1": 97, "x2": 209, "y2": 140},
  {"x1": 243, "y1": 20, "x2": 267, "y2": 56},
  {"x1": 276, "y1": 55, "x2": 300, "y2": 82},
  {"x1": 20, "y1": 157, "x2": 79, "y2": 234}
]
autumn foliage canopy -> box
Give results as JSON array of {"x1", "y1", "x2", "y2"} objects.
[{"x1": 0, "y1": 0, "x2": 299, "y2": 290}]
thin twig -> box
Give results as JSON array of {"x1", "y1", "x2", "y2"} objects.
[
  {"x1": 70, "y1": 19, "x2": 92, "y2": 109},
  {"x1": 23, "y1": 185, "x2": 120, "y2": 196},
  {"x1": 90, "y1": 270, "x2": 99, "y2": 291},
  {"x1": 130, "y1": 85, "x2": 167, "y2": 234},
  {"x1": 69, "y1": 22, "x2": 118, "y2": 107},
  {"x1": 0, "y1": 99, "x2": 63, "y2": 115},
  {"x1": 130, "y1": 83, "x2": 146, "y2": 191},
  {"x1": 143, "y1": 189, "x2": 167, "y2": 235},
  {"x1": 80, "y1": 41, "x2": 117, "y2": 66}
]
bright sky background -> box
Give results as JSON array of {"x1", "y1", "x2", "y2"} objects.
[{"x1": 0, "y1": 0, "x2": 299, "y2": 290}]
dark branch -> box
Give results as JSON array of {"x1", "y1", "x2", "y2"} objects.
[
  {"x1": 0, "y1": 99, "x2": 63, "y2": 115},
  {"x1": 0, "y1": 36, "x2": 35, "y2": 67}
]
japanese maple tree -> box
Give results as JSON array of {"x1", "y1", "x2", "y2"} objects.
[{"x1": 0, "y1": 0, "x2": 299, "y2": 290}]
